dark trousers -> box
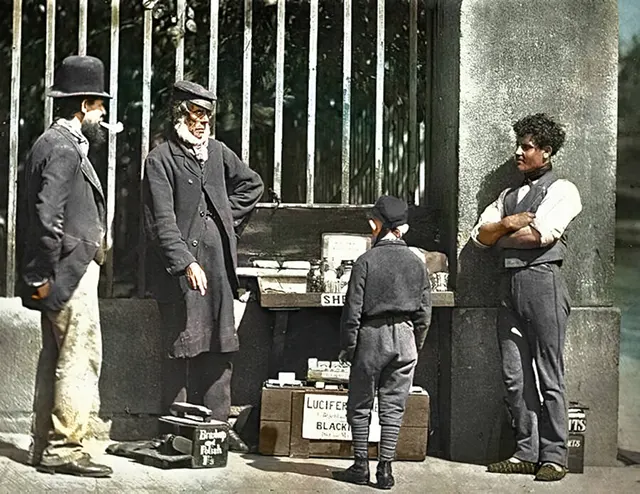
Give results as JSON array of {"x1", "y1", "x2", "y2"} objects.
[
  {"x1": 498, "y1": 262, "x2": 570, "y2": 466},
  {"x1": 347, "y1": 320, "x2": 417, "y2": 460},
  {"x1": 162, "y1": 352, "x2": 233, "y2": 422}
]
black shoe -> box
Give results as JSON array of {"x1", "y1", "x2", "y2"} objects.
[
  {"x1": 332, "y1": 458, "x2": 370, "y2": 485},
  {"x1": 36, "y1": 455, "x2": 113, "y2": 478},
  {"x1": 376, "y1": 461, "x2": 395, "y2": 490},
  {"x1": 227, "y1": 428, "x2": 250, "y2": 453}
]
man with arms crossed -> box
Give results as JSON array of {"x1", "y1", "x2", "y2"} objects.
[{"x1": 471, "y1": 113, "x2": 582, "y2": 481}]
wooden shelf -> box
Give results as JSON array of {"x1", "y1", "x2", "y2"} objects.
[{"x1": 258, "y1": 289, "x2": 455, "y2": 309}]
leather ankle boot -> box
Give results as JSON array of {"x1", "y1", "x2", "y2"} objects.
[
  {"x1": 332, "y1": 458, "x2": 370, "y2": 485},
  {"x1": 376, "y1": 461, "x2": 395, "y2": 490}
]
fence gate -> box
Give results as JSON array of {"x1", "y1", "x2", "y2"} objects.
[{"x1": 2, "y1": 0, "x2": 436, "y2": 298}]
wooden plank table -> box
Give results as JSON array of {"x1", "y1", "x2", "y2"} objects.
[{"x1": 252, "y1": 278, "x2": 454, "y2": 376}]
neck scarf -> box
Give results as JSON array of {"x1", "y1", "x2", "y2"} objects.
[
  {"x1": 175, "y1": 119, "x2": 210, "y2": 164},
  {"x1": 524, "y1": 162, "x2": 552, "y2": 185}
]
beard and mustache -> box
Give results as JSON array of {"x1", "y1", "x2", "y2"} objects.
[{"x1": 81, "y1": 118, "x2": 108, "y2": 149}]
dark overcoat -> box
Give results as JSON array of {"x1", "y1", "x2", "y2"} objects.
[
  {"x1": 143, "y1": 136, "x2": 263, "y2": 356},
  {"x1": 20, "y1": 123, "x2": 106, "y2": 312}
]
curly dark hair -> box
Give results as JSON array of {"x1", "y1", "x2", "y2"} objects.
[{"x1": 513, "y1": 113, "x2": 566, "y2": 156}]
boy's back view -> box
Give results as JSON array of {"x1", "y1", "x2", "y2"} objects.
[{"x1": 334, "y1": 195, "x2": 432, "y2": 489}]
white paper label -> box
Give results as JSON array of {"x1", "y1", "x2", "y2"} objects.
[
  {"x1": 302, "y1": 393, "x2": 380, "y2": 441},
  {"x1": 320, "y1": 293, "x2": 346, "y2": 306}
]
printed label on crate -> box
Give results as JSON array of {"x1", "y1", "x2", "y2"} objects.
[
  {"x1": 320, "y1": 293, "x2": 347, "y2": 306},
  {"x1": 302, "y1": 393, "x2": 381, "y2": 441},
  {"x1": 196, "y1": 428, "x2": 228, "y2": 467}
]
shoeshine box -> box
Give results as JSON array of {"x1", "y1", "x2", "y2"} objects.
[
  {"x1": 259, "y1": 385, "x2": 429, "y2": 460},
  {"x1": 160, "y1": 415, "x2": 229, "y2": 468}
]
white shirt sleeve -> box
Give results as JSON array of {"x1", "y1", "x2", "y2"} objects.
[
  {"x1": 470, "y1": 188, "x2": 509, "y2": 248},
  {"x1": 530, "y1": 179, "x2": 582, "y2": 246}
]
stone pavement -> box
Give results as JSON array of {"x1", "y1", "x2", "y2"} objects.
[{"x1": 0, "y1": 434, "x2": 638, "y2": 494}]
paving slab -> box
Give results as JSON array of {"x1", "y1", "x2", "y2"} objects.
[{"x1": 0, "y1": 434, "x2": 638, "y2": 494}]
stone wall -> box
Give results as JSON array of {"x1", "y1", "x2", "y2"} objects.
[{"x1": 438, "y1": 0, "x2": 620, "y2": 466}]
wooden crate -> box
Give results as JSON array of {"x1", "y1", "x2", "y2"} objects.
[{"x1": 259, "y1": 386, "x2": 429, "y2": 461}]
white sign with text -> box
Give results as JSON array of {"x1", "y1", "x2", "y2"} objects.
[
  {"x1": 302, "y1": 393, "x2": 381, "y2": 441},
  {"x1": 320, "y1": 293, "x2": 347, "y2": 306}
]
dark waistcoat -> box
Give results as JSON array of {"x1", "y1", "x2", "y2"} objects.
[{"x1": 502, "y1": 171, "x2": 567, "y2": 269}]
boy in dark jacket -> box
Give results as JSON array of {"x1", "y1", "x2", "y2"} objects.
[{"x1": 333, "y1": 195, "x2": 432, "y2": 489}]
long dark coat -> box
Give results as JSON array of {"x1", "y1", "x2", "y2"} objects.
[
  {"x1": 20, "y1": 123, "x2": 106, "y2": 312},
  {"x1": 143, "y1": 136, "x2": 263, "y2": 357}
]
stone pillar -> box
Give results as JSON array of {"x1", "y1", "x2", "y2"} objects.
[{"x1": 433, "y1": 0, "x2": 620, "y2": 465}]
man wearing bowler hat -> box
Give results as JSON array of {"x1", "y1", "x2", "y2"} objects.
[
  {"x1": 143, "y1": 80, "x2": 263, "y2": 451},
  {"x1": 20, "y1": 55, "x2": 113, "y2": 477}
]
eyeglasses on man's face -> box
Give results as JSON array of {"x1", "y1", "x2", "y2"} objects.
[{"x1": 186, "y1": 101, "x2": 212, "y2": 121}]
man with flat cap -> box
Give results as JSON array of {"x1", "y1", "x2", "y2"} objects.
[
  {"x1": 334, "y1": 195, "x2": 432, "y2": 489},
  {"x1": 20, "y1": 55, "x2": 113, "y2": 477},
  {"x1": 143, "y1": 80, "x2": 263, "y2": 451}
]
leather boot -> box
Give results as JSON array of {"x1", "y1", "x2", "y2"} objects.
[
  {"x1": 227, "y1": 428, "x2": 250, "y2": 453},
  {"x1": 36, "y1": 454, "x2": 113, "y2": 478},
  {"x1": 376, "y1": 461, "x2": 395, "y2": 490},
  {"x1": 332, "y1": 458, "x2": 370, "y2": 485}
]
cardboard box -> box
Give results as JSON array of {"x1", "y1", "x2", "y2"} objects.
[
  {"x1": 259, "y1": 386, "x2": 429, "y2": 461},
  {"x1": 159, "y1": 416, "x2": 229, "y2": 468}
]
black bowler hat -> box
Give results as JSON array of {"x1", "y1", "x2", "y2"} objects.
[
  {"x1": 48, "y1": 55, "x2": 111, "y2": 99},
  {"x1": 173, "y1": 80, "x2": 216, "y2": 111},
  {"x1": 371, "y1": 195, "x2": 409, "y2": 229}
]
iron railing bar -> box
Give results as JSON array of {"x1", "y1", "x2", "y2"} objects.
[
  {"x1": 306, "y1": 0, "x2": 318, "y2": 204},
  {"x1": 6, "y1": 0, "x2": 23, "y2": 297},
  {"x1": 78, "y1": 0, "x2": 88, "y2": 55},
  {"x1": 137, "y1": 6, "x2": 153, "y2": 298},
  {"x1": 409, "y1": 0, "x2": 418, "y2": 201},
  {"x1": 273, "y1": 0, "x2": 285, "y2": 199},
  {"x1": 105, "y1": 0, "x2": 120, "y2": 298},
  {"x1": 175, "y1": 0, "x2": 186, "y2": 81},
  {"x1": 341, "y1": 0, "x2": 352, "y2": 204},
  {"x1": 374, "y1": 0, "x2": 385, "y2": 197},
  {"x1": 209, "y1": 0, "x2": 219, "y2": 137},
  {"x1": 242, "y1": 0, "x2": 253, "y2": 163},
  {"x1": 44, "y1": 0, "x2": 55, "y2": 128},
  {"x1": 256, "y1": 203, "x2": 374, "y2": 210}
]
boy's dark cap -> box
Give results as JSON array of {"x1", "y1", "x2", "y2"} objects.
[
  {"x1": 371, "y1": 195, "x2": 408, "y2": 229},
  {"x1": 173, "y1": 80, "x2": 216, "y2": 110}
]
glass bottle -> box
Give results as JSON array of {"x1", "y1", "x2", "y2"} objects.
[
  {"x1": 339, "y1": 260, "x2": 354, "y2": 293},
  {"x1": 306, "y1": 260, "x2": 324, "y2": 292}
]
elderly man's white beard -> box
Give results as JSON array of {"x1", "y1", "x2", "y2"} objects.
[{"x1": 175, "y1": 117, "x2": 210, "y2": 163}]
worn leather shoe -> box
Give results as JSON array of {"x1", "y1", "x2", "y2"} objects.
[
  {"x1": 376, "y1": 461, "x2": 395, "y2": 490},
  {"x1": 36, "y1": 455, "x2": 113, "y2": 478},
  {"x1": 535, "y1": 462, "x2": 567, "y2": 481},
  {"x1": 227, "y1": 428, "x2": 250, "y2": 453},
  {"x1": 332, "y1": 458, "x2": 370, "y2": 485},
  {"x1": 487, "y1": 457, "x2": 538, "y2": 474}
]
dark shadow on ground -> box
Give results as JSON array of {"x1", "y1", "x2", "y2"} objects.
[
  {"x1": 0, "y1": 440, "x2": 30, "y2": 465},
  {"x1": 245, "y1": 454, "x2": 378, "y2": 488}
]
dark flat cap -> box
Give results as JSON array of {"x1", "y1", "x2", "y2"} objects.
[
  {"x1": 371, "y1": 195, "x2": 409, "y2": 229},
  {"x1": 173, "y1": 80, "x2": 216, "y2": 110}
]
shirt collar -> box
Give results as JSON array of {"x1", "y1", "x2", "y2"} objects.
[{"x1": 56, "y1": 118, "x2": 89, "y2": 156}]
